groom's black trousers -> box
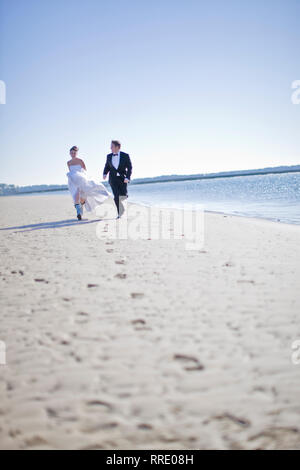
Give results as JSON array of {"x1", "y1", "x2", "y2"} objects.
[{"x1": 109, "y1": 176, "x2": 128, "y2": 216}]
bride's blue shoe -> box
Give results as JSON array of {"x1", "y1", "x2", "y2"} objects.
[{"x1": 75, "y1": 203, "x2": 82, "y2": 220}]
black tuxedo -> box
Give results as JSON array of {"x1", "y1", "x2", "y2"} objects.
[{"x1": 103, "y1": 151, "x2": 132, "y2": 216}]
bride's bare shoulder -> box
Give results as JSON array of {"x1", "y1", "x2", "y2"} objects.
[
  {"x1": 78, "y1": 158, "x2": 86, "y2": 168},
  {"x1": 68, "y1": 158, "x2": 80, "y2": 165}
]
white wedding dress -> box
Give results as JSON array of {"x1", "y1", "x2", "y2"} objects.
[{"x1": 67, "y1": 164, "x2": 111, "y2": 212}]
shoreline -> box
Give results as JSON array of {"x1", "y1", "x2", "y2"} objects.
[
  {"x1": 1, "y1": 190, "x2": 299, "y2": 227},
  {"x1": 130, "y1": 201, "x2": 300, "y2": 228}
]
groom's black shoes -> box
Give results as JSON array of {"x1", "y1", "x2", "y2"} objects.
[{"x1": 77, "y1": 214, "x2": 82, "y2": 220}]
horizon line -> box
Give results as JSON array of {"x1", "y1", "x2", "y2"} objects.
[{"x1": 1, "y1": 163, "x2": 299, "y2": 196}]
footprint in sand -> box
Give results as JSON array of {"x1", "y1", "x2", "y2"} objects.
[
  {"x1": 213, "y1": 412, "x2": 251, "y2": 428},
  {"x1": 131, "y1": 319, "x2": 146, "y2": 325},
  {"x1": 226, "y1": 322, "x2": 239, "y2": 332},
  {"x1": 131, "y1": 318, "x2": 150, "y2": 327},
  {"x1": 137, "y1": 423, "x2": 153, "y2": 430},
  {"x1": 247, "y1": 426, "x2": 300, "y2": 449},
  {"x1": 9, "y1": 429, "x2": 22, "y2": 438},
  {"x1": 85, "y1": 400, "x2": 113, "y2": 411},
  {"x1": 131, "y1": 292, "x2": 144, "y2": 299},
  {"x1": 174, "y1": 354, "x2": 204, "y2": 371},
  {"x1": 132, "y1": 319, "x2": 151, "y2": 331},
  {"x1": 60, "y1": 335, "x2": 71, "y2": 345},
  {"x1": 75, "y1": 312, "x2": 89, "y2": 324},
  {"x1": 115, "y1": 273, "x2": 127, "y2": 279},
  {"x1": 34, "y1": 278, "x2": 49, "y2": 283},
  {"x1": 24, "y1": 436, "x2": 48, "y2": 448},
  {"x1": 87, "y1": 284, "x2": 99, "y2": 288},
  {"x1": 115, "y1": 260, "x2": 126, "y2": 265},
  {"x1": 106, "y1": 249, "x2": 114, "y2": 253}
]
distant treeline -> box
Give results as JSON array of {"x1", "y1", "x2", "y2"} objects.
[
  {"x1": 0, "y1": 184, "x2": 69, "y2": 196},
  {"x1": 1, "y1": 164, "x2": 299, "y2": 196},
  {"x1": 132, "y1": 164, "x2": 300, "y2": 185}
]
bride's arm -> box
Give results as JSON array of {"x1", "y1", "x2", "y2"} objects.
[{"x1": 80, "y1": 159, "x2": 86, "y2": 170}]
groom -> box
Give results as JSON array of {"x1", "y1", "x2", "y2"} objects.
[{"x1": 103, "y1": 140, "x2": 132, "y2": 218}]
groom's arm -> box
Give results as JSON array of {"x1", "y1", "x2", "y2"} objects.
[
  {"x1": 103, "y1": 156, "x2": 110, "y2": 180},
  {"x1": 125, "y1": 154, "x2": 132, "y2": 181}
]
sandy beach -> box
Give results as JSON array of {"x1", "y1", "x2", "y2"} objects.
[{"x1": 0, "y1": 193, "x2": 300, "y2": 450}]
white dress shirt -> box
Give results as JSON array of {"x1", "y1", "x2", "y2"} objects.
[
  {"x1": 104, "y1": 151, "x2": 129, "y2": 181},
  {"x1": 112, "y1": 151, "x2": 121, "y2": 176}
]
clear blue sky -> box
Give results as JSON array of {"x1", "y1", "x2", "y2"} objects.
[{"x1": 0, "y1": 0, "x2": 299, "y2": 185}]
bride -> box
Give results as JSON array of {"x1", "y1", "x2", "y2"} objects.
[{"x1": 67, "y1": 146, "x2": 111, "y2": 220}]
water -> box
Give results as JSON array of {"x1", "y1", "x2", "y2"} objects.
[
  {"x1": 129, "y1": 172, "x2": 300, "y2": 225},
  {"x1": 8, "y1": 172, "x2": 300, "y2": 225}
]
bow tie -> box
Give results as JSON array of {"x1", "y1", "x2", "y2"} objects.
[{"x1": 113, "y1": 153, "x2": 118, "y2": 156}]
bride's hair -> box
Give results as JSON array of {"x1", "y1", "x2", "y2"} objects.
[{"x1": 70, "y1": 146, "x2": 78, "y2": 152}]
